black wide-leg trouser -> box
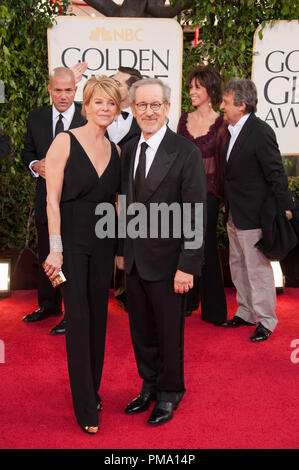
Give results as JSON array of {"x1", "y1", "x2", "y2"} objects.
[{"x1": 62, "y1": 247, "x2": 113, "y2": 428}]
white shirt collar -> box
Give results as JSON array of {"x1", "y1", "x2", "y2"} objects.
[
  {"x1": 52, "y1": 102, "x2": 75, "y2": 122},
  {"x1": 121, "y1": 106, "x2": 132, "y2": 114},
  {"x1": 134, "y1": 124, "x2": 168, "y2": 177},
  {"x1": 228, "y1": 113, "x2": 250, "y2": 135},
  {"x1": 138, "y1": 123, "x2": 167, "y2": 152},
  {"x1": 111, "y1": 106, "x2": 132, "y2": 124}
]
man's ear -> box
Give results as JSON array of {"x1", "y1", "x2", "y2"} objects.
[
  {"x1": 240, "y1": 101, "x2": 247, "y2": 113},
  {"x1": 165, "y1": 101, "x2": 171, "y2": 115},
  {"x1": 130, "y1": 104, "x2": 137, "y2": 119}
]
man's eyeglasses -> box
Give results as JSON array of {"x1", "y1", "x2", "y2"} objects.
[{"x1": 135, "y1": 102, "x2": 167, "y2": 112}]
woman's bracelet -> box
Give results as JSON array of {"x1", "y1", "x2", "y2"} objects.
[{"x1": 49, "y1": 235, "x2": 63, "y2": 253}]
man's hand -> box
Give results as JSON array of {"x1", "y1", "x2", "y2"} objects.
[
  {"x1": 174, "y1": 270, "x2": 193, "y2": 294},
  {"x1": 285, "y1": 210, "x2": 293, "y2": 220},
  {"x1": 70, "y1": 62, "x2": 88, "y2": 84},
  {"x1": 32, "y1": 158, "x2": 46, "y2": 178},
  {"x1": 116, "y1": 256, "x2": 125, "y2": 270}
]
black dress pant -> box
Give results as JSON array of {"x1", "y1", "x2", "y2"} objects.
[
  {"x1": 61, "y1": 246, "x2": 114, "y2": 428},
  {"x1": 186, "y1": 194, "x2": 227, "y2": 322},
  {"x1": 36, "y1": 221, "x2": 62, "y2": 312},
  {"x1": 126, "y1": 265, "x2": 186, "y2": 403}
]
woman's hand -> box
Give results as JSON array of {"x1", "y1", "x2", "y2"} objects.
[
  {"x1": 43, "y1": 252, "x2": 63, "y2": 280},
  {"x1": 116, "y1": 256, "x2": 125, "y2": 270}
]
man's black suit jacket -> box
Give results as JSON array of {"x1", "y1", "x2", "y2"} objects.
[
  {"x1": 224, "y1": 113, "x2": 294, "y2": 230},
  {"x1": 119, "y1": 127, "x2": 207, "y2": 281},
  {"x1": 22, "y1": 102, "x2": 86, "y2": 224}
]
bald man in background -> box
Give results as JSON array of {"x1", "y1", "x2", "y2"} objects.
[{"x1": 21, "y1": 66, "x2": 86, "y2": 335}]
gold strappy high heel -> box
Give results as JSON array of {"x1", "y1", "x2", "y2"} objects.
[{"x1": 81, "y1": 425, "x2": 98, "y2": 435}]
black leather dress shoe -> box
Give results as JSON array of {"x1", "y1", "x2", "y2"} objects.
[
  {"x1": 218, "y1": 315, "x2": 256, "y2": 327},
  {"x1": 147, "y1": 401, "x2": 177, "y2": 426},
  {"x1": 22, "y1": 307, "x2": 63, "y2": 323},
  {"x1": 125, "y1": 391, "x2": 155, "y2": 415},
  {"x1": 250, "y1": 323, "x2": 272, "y2": 342},
  {"x1": 50, "y1": 317, "x2": 66, "y2": 335}
]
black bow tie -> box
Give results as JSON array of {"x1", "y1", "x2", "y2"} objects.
[{"x1": 121, "y1": 111, "x2": 129, "y2": 120}]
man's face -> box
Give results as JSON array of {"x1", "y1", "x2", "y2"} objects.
[
  {"x1": 48, "y1": 74, "x2": 77, "y2": 113},
  {"x1": 220, "y1": 91, "x2": 246, "y2": 126},
  {"x1": 113, "y1": 71, "x2": 131, "y2": 104},
  {"x1": 131, "y1": 84, "x2": 170, "y2": 139}
]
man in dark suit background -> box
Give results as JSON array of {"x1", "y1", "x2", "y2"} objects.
[
  {"x1": 22, "y1": 67, "x2": 86, "y2": 335},
  {"x1": 219, "y1": 78, "x2": 294, "y2": 341},
  {"x1": 107, "y1": 66, "x2": 142, "y2": 309},
  {"x1": 117, "y1": 78, "x2": 206, "y2": 425}
]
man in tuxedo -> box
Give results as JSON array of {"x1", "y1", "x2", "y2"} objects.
[
  {"x1": 117, "y1": 78, "x2": 206, "y2": 425},
  {"x1": 107, "y1": 66, "x2": 142, "y2": 309},
  {"x1": 107, "y1": 66, "x2": 142, "y2": 147},
  {"x1": 219, "y1": 78, "x2": 294, "y2": 341},
  {"x1": 22, "y1": 67, "x2": 86, "y2": 335}
]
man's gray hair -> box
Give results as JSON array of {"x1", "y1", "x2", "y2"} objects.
[
  {"x1": 129, "y1": 78, "x2": 171, "y2": 104},
  {"x1": 223, "y1": 78, "x2": 257, "y2": 114}
]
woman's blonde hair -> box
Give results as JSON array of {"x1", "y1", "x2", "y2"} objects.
[{"x1": 82, "y1": 75, "x2": 121, "y2": 118}]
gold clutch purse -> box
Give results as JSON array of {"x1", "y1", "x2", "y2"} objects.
[
  {"x1": 42, "y1": 262, "x2": 66, "y2": 287},
  {"x1": 50, "y1": 270, "x2": 67, "y2": 288}
]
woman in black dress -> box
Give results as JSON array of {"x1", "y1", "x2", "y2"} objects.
[
  {"x1": 177, "y1": 65, "x2": 228, "y2": 324},
  {"x1": 43, "y1": 76, "x2": 121, "y2": 434}
]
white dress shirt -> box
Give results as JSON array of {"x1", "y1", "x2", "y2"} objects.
[
  {"x1": 133, "y1": 124, "x2": 167, "y2": 178},
  {"x1": 226, "y1": 113, "x2": 250, "y2": 161},
  {"x1": 51, "y1": 102, "x2": 75, "y2": 139},
  {"x1": 29, "y1": 103, "x2": 75, "y2": 177},
  {"x1": 107, "y1": 106, "x2": 133, "y2": 144}
]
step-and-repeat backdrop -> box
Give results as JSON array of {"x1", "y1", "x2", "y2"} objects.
[
  {"x1": 252, "y1": 20, "x2": 299, "y2": 156},
  {"x1": 48, "y1": 17, "x2": 299, "y2": 155},
  {"x1": 48, "y1": 17, "x2": 183, "y2": 131}
]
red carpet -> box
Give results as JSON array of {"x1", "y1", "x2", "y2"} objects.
[{"x1": 0, "y1": 288, "x2": 298, "y2": 450}]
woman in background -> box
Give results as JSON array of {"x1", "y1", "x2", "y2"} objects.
[
  {"x1": 43, "y1": 76, "x2": 121, "y2": 434},
  {"x1": 177, "y1": 65, "x2": 228, "y2": 324}
]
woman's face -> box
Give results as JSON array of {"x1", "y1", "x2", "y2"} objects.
[
  {"x1": 85, "y1": 89, "x2": 119, "y2": 127},
  {"x1": 189, "y1": 78, "x2": 210, "y2": 108}
]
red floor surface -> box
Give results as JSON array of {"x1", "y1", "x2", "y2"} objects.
[{"x1": 0, "y1": 288, "x2": 298, "y2": 451}]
